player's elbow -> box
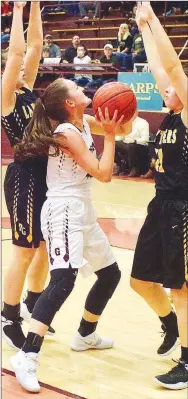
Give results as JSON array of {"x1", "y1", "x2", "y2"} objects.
[{"x1": 99, "y1": 175, "x2": 112, "y2": 183}]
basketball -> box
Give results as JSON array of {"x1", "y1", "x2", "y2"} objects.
[{"x1": 93, "y1": 82, "x2": 137, "y2": 124}]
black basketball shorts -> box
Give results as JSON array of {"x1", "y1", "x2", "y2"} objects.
[
  {"x1": 131, "y1": 197, "x2": 188, "y2": 289},
  {"x1": 4, "y1": 162, "x2": 47, "y2": 248}
]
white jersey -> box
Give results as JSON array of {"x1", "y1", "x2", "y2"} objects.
[{"x1": 46, "y1": 119, "x2": 96, "y2": 199}]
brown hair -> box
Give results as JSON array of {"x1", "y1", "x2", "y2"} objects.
[{"x1": 15, "y1": 78, "x2": 70, "y2": 161}]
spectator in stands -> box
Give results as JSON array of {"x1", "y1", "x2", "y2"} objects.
[
  {"x1": 114, "y1": 23, "x2": 133, "y2": 70},
  {"x1": 117, "y1": 24, "x2": 133, "y2": 53},
  {"x1": 44, "y1": 34, "x2": 62, "y2": 58},
  {"x1": 41, "y1": 46, "x2": 51, "y2": 62},
  {"x1": 79, "y1": 1, "x2": 99, "y2": 20},
  {"x1": 73, "y1": 44, "x2": 92, "y2": 87},
  {"x1": 114, "y1": 112, "x2": 149, "y2": 177},
  {"x1": 87, "y1": 43, "x2": 120, "y2": 89},
  {"x1": 1, "y1": 1, "x2": 13, "y2": 31},
  {"x1": 63, "y1": 35, "x2": 81, "y2": 63},
  {"x1": 1, "y1": 27, "x2": 10, "y2": 45},
  {"x1": 55, "y1": 1, "x2": 80, "y2": 16},
  {"x1": 119, "y1": 30, "x2": 147, "y2": 71},
  {"x1": 132, "y1": 30, "x2": 147, "y2": 65}
]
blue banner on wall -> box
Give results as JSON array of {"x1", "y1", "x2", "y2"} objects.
[{"x1": 118, "y1": 72, "x2": 163, "y2": 111}]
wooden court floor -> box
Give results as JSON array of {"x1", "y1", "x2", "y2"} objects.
[{"x1": 2, "y1": 166, "x2": 187, "y2": 399}]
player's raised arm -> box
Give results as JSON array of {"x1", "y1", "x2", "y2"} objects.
[
  {"x1": 136, "y1": 2, "x2": 188, "y2": 124},
  {"x1": 2, "y1": 2, "x2": 26, "y2": 115},
  {"x1": 24, "y1": 1, "x2": 43, "y2": 90},
  {"x1": 135, "y1": 3, "x2": 171, "y2": 99}
]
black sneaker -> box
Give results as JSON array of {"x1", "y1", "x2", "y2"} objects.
[
  {"x1": 2, "y1": 313, "x2": 25, "y2": 350},
  {"x1": 157, "y1": 324, "x2": 180, "y2": 356},
  {"x1": 47, "y1": 325, "x2": 55, "y2": 336},
  {"x1": 154, "y1": 359, "x2": 188, "y2": 390}
]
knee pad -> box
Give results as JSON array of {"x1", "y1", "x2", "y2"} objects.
[
  {"x1": 32, "y1": 267, "x2": 78, "y2": 326},
  {"x1": 96, "y1": 262, "x2": 121, "y2": 297},
  {"x1": 85, "y1": 262, "x2": 121, "y2": 315}
]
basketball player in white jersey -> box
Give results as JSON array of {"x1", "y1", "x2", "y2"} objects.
[{"x1": 11, "y1": 78, "x2": 133, "y2": 392}]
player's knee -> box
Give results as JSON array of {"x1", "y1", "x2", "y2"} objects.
[
  {"x1": 48, "y1": 268, "x2": 77, "y2": 311},
  {"x1": 97, "y1": 262, "x2": 121, "y2": 296},
  {"x1": 130, "y1": 277, "x2": 157, "y2": 293},
  {"x1": 32, "y1": 268, "x2": 78, "y2": 325}
]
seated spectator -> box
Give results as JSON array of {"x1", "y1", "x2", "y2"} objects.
[
  {"x1": 1, "y1": 1, "x2": 13, "y2": 31},
  {"x1": 40, "y1": 46, "x2": 51, "y2": 63},
  {"x1": 73, "y1": 45, "x2": 92, "y2": 87},
  {"x1": 63, "y1": 35, "x2": 82, "y2": 63},
  {"x1": 87, "y1": 43, "x2": 120, "y2": 89},
  {"x1": 55, "y1": 1, "x2": 80, "y2": 16},
  {"x1": 1, "y1": 27, "x2": 10, "y2": 45},
  {"x1": 114, "y1": 23, "x2": 133, "y2": 70},
  {"x1": 118, "y1": 30, "x2": 147, "y2": 71},
  {"x1": 114, "y1": 112, "x2": 149, "y2": 177},
  {"x1": 117, "y1": 24, "x2": 133, "y2": 54},
  {"x1": 132, "y1": 31, "x2": 147, "y2": 65},
  {"x1": 44, "y1": 34, "x2": 62, "y2": 58},
  {"x1": 79, "y1": 1, "x2": 99, "y2": 20}
]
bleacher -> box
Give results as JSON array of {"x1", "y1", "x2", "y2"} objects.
[{"x1": 2, "y1": 2, "x2": 188, "y2": 160}]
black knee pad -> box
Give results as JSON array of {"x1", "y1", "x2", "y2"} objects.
[
  {"x1": 85, "y1": 262, "x2": 121, "y2": 315},
  {"x1": 32, "y1": 267, "x2": 78, "y2": 326}
]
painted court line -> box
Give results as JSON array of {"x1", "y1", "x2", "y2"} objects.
[{"x1": 2, "y1": 368, "x2": 87, "y2": 399}]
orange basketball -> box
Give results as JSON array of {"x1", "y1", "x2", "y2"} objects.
[{"x1": 92, "y1": 82, "x2": 137, "y2": 124}]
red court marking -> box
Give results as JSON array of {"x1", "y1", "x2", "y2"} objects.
[
  {"x1": 98, "y1": 218, "x2": 144, "y2": 250},
  {"x1": 2, "y1": 217, "x2": 144, "y2": 250},
  {"x1": 2, "y1": 217, "x2": 11, "y2": 229},
  {"x1": 2, "y1": 368, "x2": 87, "y2": 399}
]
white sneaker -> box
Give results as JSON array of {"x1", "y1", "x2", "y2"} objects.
[
  {"x1": 20, "y1": 302, "x2": 55, "y2": 336},
  {"x1": 71, "y1": 331, "x2": 114, "y2": 351},
  {"x1": 10, "y1": 350, "x2": 40, "y2": 393}
]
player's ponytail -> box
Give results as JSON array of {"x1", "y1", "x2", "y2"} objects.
[{"x1": 15, "y1": 79, "x2": 69, "y2": 160}]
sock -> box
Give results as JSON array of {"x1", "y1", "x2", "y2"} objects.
[
  {"x1": 2, "y1": 302, "x2": 20, "y2": 321},
  {"x1": 24, "y1": 291, "x2": 42, "y2": 313},
  {"x1": 159, "y1": 311, "x2": 178, "y2": 335},
  {"x1": 22, "y1": 332, "x2": 44, "y2": 354},
  {"x1": 78, "y1": 317, "x2": 98, "y2": 337},
  {"x1": 181, "y1": 346, "x2": 188, "y2": 364}
]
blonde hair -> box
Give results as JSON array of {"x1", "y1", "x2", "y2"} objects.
[{"x1": 118, "y1": 24, "x2": 131, "y2": 42}]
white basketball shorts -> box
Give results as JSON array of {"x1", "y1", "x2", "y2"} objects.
[{"x1": 41, "y1": 198, "x2": 116, "y2": 276}]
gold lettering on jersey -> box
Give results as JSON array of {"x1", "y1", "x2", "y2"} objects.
[
  {"x1": 159, "y1": 129, "x2": 177, "y2": 144},
  {"x1": 22, "y1": 103, "x2": 35, "y2": 119}
]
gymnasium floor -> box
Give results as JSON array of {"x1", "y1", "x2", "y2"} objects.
[{"x1": 2, "y1": 166, "x2": 186, "y2": 399}]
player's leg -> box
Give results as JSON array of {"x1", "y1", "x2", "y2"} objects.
[
  {"x1": 10, "y1": 198, "x2": 82, "y2": 392},
  {"x1": 72, "y1": 203, "x2": 121, "y2": 351},
  {"x1": 2, "y1": 244, "x2": 37, "y2": 350},
  {"x1": 154, "y1": 201, "x2": 188, "y2": 389},
  {"x1": 20, "y1": 241, "x2": 55, "y2": 336},
  {"x1": 130, "y1": 198, "x2": 179, "y2": 356}
]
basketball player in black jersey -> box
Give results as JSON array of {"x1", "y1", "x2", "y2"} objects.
[
  {"x1": 130, "y1": 2, "x2": 188, "y2": 390},
  {"x1": 1, "y1": 2, "x2": 54, "y2": 350}
]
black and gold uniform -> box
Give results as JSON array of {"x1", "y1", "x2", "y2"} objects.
[
  {"x1": 2, "y1": 87, "x2": 47, "y2": 248},
  {"x1": 131, "y1": 111, "x2": 188, "y2": 288}
]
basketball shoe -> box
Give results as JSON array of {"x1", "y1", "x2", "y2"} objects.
[
  {"x1": 10, "y1": 350, "x2": 40, "y2": 392},
  {"x1": 71, "y1": 331, "x2": 114, "y2": 351},
  {"x1": 157, "y1": 324, "x2": 180, "y2": 356},
  {"x1": 2, "y1": 313, "x2": 25, "y2": 350},
  {"x1": 154, "y1": 359, "x2": 188, "y2": 390}
]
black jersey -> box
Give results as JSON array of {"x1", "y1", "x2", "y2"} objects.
[
  {"x1": 1, "y1": 86, "x2": 36, "y2": 147},
  {"x1": 153, "y1": 111, "x2": 188, "y2": 199}
]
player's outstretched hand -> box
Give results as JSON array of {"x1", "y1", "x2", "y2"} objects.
[
  {"x1": 97, "y1": 107, "x2": 124, "y2": 136},
  {"x1": 136, "y1": 2, "x2": 154, "y2": 28},
  {"x1": 14, "y1": 2, "x2": 27, "y2": 9}
]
